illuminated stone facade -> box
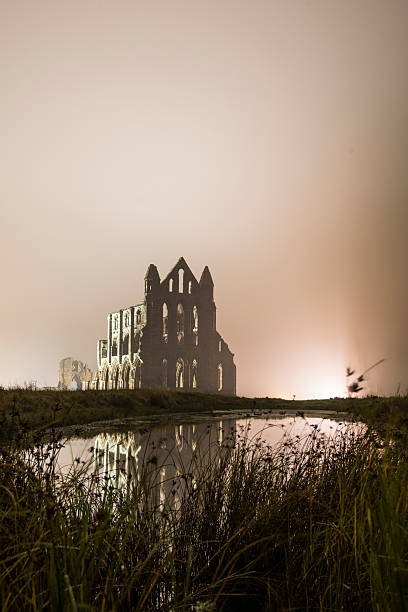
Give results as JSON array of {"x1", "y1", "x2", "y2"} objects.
[{"x1": 91, "y1": 257, "x2": 236, "y2": 394}]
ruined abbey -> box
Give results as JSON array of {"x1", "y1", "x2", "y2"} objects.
[
  {"x1": 90, "y1": 258, "x2": 236, "y2": 394},
  {"x1": 59, "y1": 357, "x2": 92, "y2": 391}
]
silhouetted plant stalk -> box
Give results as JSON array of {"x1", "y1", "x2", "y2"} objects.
[
  {"x1": 1, "y1": 405, "x2": 408, "y2": 611},
  {"x1": 346, "y1": 359, "x2": 385, "y2": 396}
]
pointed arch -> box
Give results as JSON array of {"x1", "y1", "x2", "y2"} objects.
[
  {"x1": 111, "y1": 365, "x2": 120, "y2": 390},
  {"x1": 176, "y1": 304, "x2": 184, "y2": 343},
  {"x1": 192, "y1": 305, "x2": 198, "y2": 346},
  {"x1": 162, "y1": 302, "x2": 168, "y2": 343},
  {"x1": 217, "y1": 363, "x2": 223, "y2": 392},
  {"x1": 122, "y1": 361, "x2": 130, "y2": 389},
  {"x1": 122, "y1": 333, "x2": 129, "y2": 356},
  {"x1": 176, "y1": 358, "x2": 184, "y2": 389},
  {"x1": 135, "y1": 362, "x2": 142, "y2": 389},
  {"x1": 178, "y1": 268, "x2": 184, "y2": 293},
  {"x1": 192, "y1": 359, "x2": 198, "y2": 389}
]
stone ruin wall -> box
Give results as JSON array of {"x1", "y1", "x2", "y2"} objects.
[{"x1": 58, "y1": 357, "x2": 92, "y2": 390}]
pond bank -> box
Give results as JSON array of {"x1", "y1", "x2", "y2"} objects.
[{"x1": 1, "y1": 388, "x2": 407, "y2": 442}]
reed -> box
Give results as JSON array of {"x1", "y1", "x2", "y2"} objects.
[{"x1": 1, "y1": 416, "x2": 407, "y2": 610}]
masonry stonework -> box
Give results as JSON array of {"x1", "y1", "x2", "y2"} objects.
[
  {"x1": 91, "y1": 258, "x2": 236, "y2": 394},
  {"x1": 58, "y1": 358, "x2": 93, "y2": 390}
]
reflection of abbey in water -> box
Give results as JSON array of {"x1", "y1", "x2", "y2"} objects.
[
  {"x1": 90, "y1": 258, "x2": 236, "y2": 393},
  {"x1": 94, "y1": 421, "x2": 236, "y2": 504}
]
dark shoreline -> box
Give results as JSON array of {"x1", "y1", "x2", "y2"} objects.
[{"x1": 1, "y1": 388, "x2": 407, "y2": 442}]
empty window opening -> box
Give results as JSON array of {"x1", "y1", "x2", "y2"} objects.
[
  {"x1": 176, "y1": 358, "x2": 184, "y2": 389},
  {"x1": 124, "y1": 312, "x2": 129, "y2": 327},
  {"x1": 111, "y1": 340, "x2": 118, "y2": 357},
  {"x1": 188, "y1": 280, "x2": 192, "y2": 294},
  {"x1": 162, "y1": 359, "x2": 168, "y2": 388},
  {"x1": 105, "y1": 370, "x2": 109, "y2": 390},
  {"x1": 192, "y1": 359, "x2": 198, "y2": 389},
  {"x1": 219, "y1": 340, "x2": 222, "y2": 352},
  {"x1": 217, "y1": 363, "x2": 223, "y2": 391},
  {"x1": 136, "y1": 309, "x2": 141, "y2": 325},
  {"x1": 169, "y1": 278, "x2": 173, "y2": 292},
  {"x1": 176, "y1": 304, "x2": 184, "y2": 343},
  {"x1": 178, "y1": 269, "x2": 184, "y2": 293},
  {"x1": 135, "y1": 364, "x2": 141, "y2": 389},
  {"x1": 100, "y1": 341, "x2": 107, "y2": 361},
  {"x1": 70, "y1": 376, "x2": 80, "y2": 391},
  {"x1": 134, "y1": 332, "x2": 140, "y2": 352},
  {"x1": 123, "y1": 367, "x2": 130, "y2": 389},
  {"x1": 114, "y1": 316, "x2": 119, "y2": 331},
  {"x1": 192, "y1": 305, "x2": 199, "y2": 346},
  {"x1": 122, "y1": 334, "x2": 129, "y2": 355},
  {"x1": 162, "y1": 303, "x2": 168, "y2": 342},
  {"x1": 114, "y1": 369, "x2": 119, "y2": 390}
]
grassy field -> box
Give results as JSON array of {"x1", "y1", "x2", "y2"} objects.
[{"x1": 1, "y1": 409, "x2": 407, "y2": 610}]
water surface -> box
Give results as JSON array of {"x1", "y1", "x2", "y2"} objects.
[{"x1": 57, "y1": 412, "x2": 364, "y2": 494}]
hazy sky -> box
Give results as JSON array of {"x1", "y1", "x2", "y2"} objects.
[{"x1": 1, "y1": 0, "x2": 407, "y2": 397}]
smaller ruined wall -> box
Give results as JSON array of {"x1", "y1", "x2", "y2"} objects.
[{"x1": 58, "y1": 357, "x2": 92, "y2": 390}]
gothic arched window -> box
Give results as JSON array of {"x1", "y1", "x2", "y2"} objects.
[
  {"x1": 169, "y1": 278, "x2": 173, "y2": 292},
  {"x1": 123, "y1": 365, "x2": 130, "y2": 389},
  {"x1": 192, "y1": 305, "x2": 198, "y2": 346},
  {"x1": 162, "y1": 359, "x2": 168, "y2": 388},
  {"x1": 176, "y1": 304, "x2": 184, "y2": 343},
  {"x1": 176, "y1": 358, "x2": 184, "y2": 389},
  {"x1": 192, "y1": 359, "x2": 198, "y2": 389},
  {"x1": 162, "y1": 303, "x2": 168, "y2": 342},
  {"x1": 217, "y1": 363, "x2": 223, "y2": 392},
  {"x1": 114, "y1": 368, "x2": 119, "y2": 390},
  {"x1": 178, "y1": 269, "x2": 184, "y2": 293},
  {"x1": 135, "y1": 363, "x2": 142, "y2": 389}
]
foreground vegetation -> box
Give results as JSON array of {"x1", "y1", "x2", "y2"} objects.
[{"x1": 1, "y1": 412, "x2": 408, "y2": 610}]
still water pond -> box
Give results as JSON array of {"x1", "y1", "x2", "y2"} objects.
[{"x1": 57, "y1": 412, "x2": 364, "y2": 497}]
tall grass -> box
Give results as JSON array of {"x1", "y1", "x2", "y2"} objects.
[{"x1": 1, "y1": 420, "x2": 407, "y2": 610}]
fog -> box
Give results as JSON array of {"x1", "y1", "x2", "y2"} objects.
[{"x1": 1, "y1": 0, "x2": 407, "y2": 397}]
